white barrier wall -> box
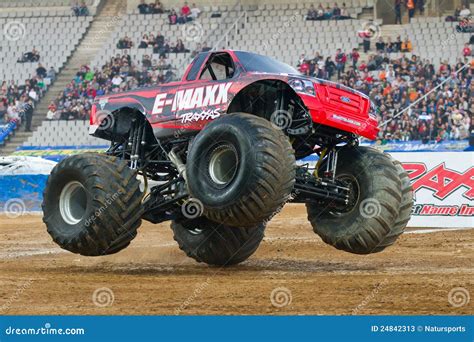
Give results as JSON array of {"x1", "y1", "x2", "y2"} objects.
[{"x1": 389, "y1": 152, "x2": 473, "y2": 228}]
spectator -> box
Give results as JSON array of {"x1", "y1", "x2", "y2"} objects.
[
  {"x1": 375, "y1": 37, "x2": 386, "y2": 51},
  {"x1": 406, "y1": 0, "x2": 415, "y2": 22},
  {"x1": 339, "y1": 3, "x2": 351, "y2": 19},
  {"x1": 152, "y1": 1, "x2": 164, "y2": 14},
  {"x1": 36, "y1": 64, "x2": 47, "y2": 78},
  {"x1": 332, "y1": 3, "x2": 341, "y2": 19},
  {"x1": 317, "y1": 4, "x2": 324, "y2": 19},
  {"x1": 325, "y1": 57, "x2": 336, "y2": 79},
  {"x1": 180, "y1": 2, "x2": 192, "y2": 23},
  {"x1": 417, "y1": 0, "x2": 425, "y2": 15},
  {"x1": 46, "y1": 67, "x2": 56, "y2": 83},
  {"x1": 72, "y1": 1, "x2": 88, "y2": 16},
  {"x1": 401, "y1": 37, "x2": 412, "y2": 52},
  {"x1": 23, "y1": 98, "x2": 34, "y2": 132},
  {"x1": 350, "y1": 48, "x2": 360, "y2": 68},
  {"x1": 394, "y1": 36, "x2": 402, "y2": 52},
  {"x1": 137, "y1": 0, "x2": 151, "y2": 14},
  {"x1": 459, "y1": 5, "x2": 471, "y2": 18},
  {"x1": 307, "y1": 5, "x2": 317, "y2": 20},
  {"x1": 142, "y1": 54, "x2": 152, "y2": 68},
  {"x1": 463, "y1": 43, "x2": 472, "y2": 57},
  {"x1": 173, "y1": 39, "x2": 190, "y2": 53},
  {"x1": 17, "y1": 48, "x2": 40, "y2": 63},
  {"x1": 169, "y1": 9, "x2": 178, "y2": 24},
  {"x1": 324, "y1": 5, "x2": 333, "y2": 19},
  {"x1": 190, "y1": 3, "x2": 201, "y2": 19},
  {"x1": 117, "y1": 36, "x2": 133, "y2": 49},
  {"x1": 139, "y1": 34, "x2": 151, "y2": 48},
  {"x1": 0, "y1": 96, "x2": 7, "y2": 124},
  {"x1": 394, "y1": 0, "x2": 402, "y2": 24},
  {"x1": 335, "y1": 48, "x2": 346, "y2": 79}
]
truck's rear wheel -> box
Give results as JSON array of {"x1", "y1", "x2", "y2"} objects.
[
  {"x1": 42, "y1": 153, "x2": 144, "y2": 256},
  {"x1": 186, "y1": 113, "x2": 295, "y2": 227},
  {"x1": 171, "y1": 217, "x2": 265, "y2": 266},
  {"x1": 306, "y1": 146, "x2": 403, "y2": 254}
]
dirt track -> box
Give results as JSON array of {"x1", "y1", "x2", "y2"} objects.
[{"x1": 0, "y1": 204, "x2": 472, "y2": 315}]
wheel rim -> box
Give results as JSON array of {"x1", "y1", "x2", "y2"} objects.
[
  {"x1": 328, "y1": 174, "x2": 360, "y2": 217},
  {"x1": 208, "y1": 144, "x2": 239, "y2": 186},
  {"x1": 59, "y1": 181, "x2": 88, "y2": 225}
]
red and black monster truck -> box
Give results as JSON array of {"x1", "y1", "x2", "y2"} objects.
[{"x1": 42, "y1": 50, "x2": 413, "y2": 265}]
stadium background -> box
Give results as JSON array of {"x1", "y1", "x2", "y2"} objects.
[{"x1": 0, "y1": 0, "x2": 472, "y2": 315}]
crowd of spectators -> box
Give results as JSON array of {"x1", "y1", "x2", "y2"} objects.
[
  {"x1": 0, "y1": 64, "x2": 55, "y2": 134},
  {"x1": 137, "y1": 0, "x2": 201, "y2": 24},
  {"x1": 297, "y1": 51, "x2": 472, "y2": 142},
  {"x1": 45, "y1": 52, "x2": 175, "y2": 121},
  {"x1": 118, "y1": 33, "x2": 190, "y2": 55},
  {"x1": 306, "y1": 3, "x2": 352, "y2": 20}
]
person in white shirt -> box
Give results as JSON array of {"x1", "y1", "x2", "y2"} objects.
[
  {"x1": 46, "y1": 107, "x2": 57, "y2": 120},
  {"x1": 190, "y1": 3, "x2": 201, "y2": 19},
  {"x1": 112, "y1": 75, "x2": 123, "y2": 87},
  {"x1": 459, "y1": 5, "x2": 471, "y2": 17}
]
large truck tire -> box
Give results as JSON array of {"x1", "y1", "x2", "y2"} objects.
[
  {"x1": 171, "y1": 217, "x2": 265, "y2": 266},
  {"x1": 42, "y1": 153, "x2": 144, "y2": 256},
  {"x1": 307, "y1": 146, "x2": 403, "y2": 254},
  {"x1": 186, "y1": 113, "x2": 295, "y2": 227}
]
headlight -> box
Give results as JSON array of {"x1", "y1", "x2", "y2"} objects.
[{"x1": 288, "y1": 78, "x2": 316, "y2": 96}]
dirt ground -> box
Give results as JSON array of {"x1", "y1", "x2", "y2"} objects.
[{"x1": 0, "y1": 204, "x2": 472, "y2": 315}]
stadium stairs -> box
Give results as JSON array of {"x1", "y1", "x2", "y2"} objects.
[{"x1": 0, "y1": 0, "x2": 126, "y2": 155}]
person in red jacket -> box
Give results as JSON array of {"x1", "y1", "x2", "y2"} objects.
[{"x1": 350, "y1": 48, "x2": 360, "y2": 68}]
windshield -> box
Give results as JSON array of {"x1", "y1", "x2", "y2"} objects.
[{"x1": 235, "y1": 51, "x2": 299, "y2": 75}]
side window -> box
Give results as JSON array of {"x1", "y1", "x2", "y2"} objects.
[
  {"x1": 199, "y1": 53, "x2": 235, "y2": 81},
  {"x1": 186, "y1": 53, "x2": 208, "y2": 81}
]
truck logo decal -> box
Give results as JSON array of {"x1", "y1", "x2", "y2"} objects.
[
  {"x1": 179, "y1": 108, "x2": 222, "y2": 123},
  {"x1": 340, "y1": 96, "x2": 351, "y2": 103},
  {"x1": 151, "y1": 82, "x2": 232, "y2": 115},
  {"x1": 332, "y1": 114, "x2": 361, "y2": 126}
]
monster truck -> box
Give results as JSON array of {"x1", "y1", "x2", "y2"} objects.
[{"x1": 42, "y1": 50, "x2": 413, "y2": 265}]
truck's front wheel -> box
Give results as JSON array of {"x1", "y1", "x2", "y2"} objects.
[
  {"x1": 42, "y1": 153, "x2": 144, "y2": 256},
  {"x1": 306, "y1": 146, "x2": 403, "y2": 254}
]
